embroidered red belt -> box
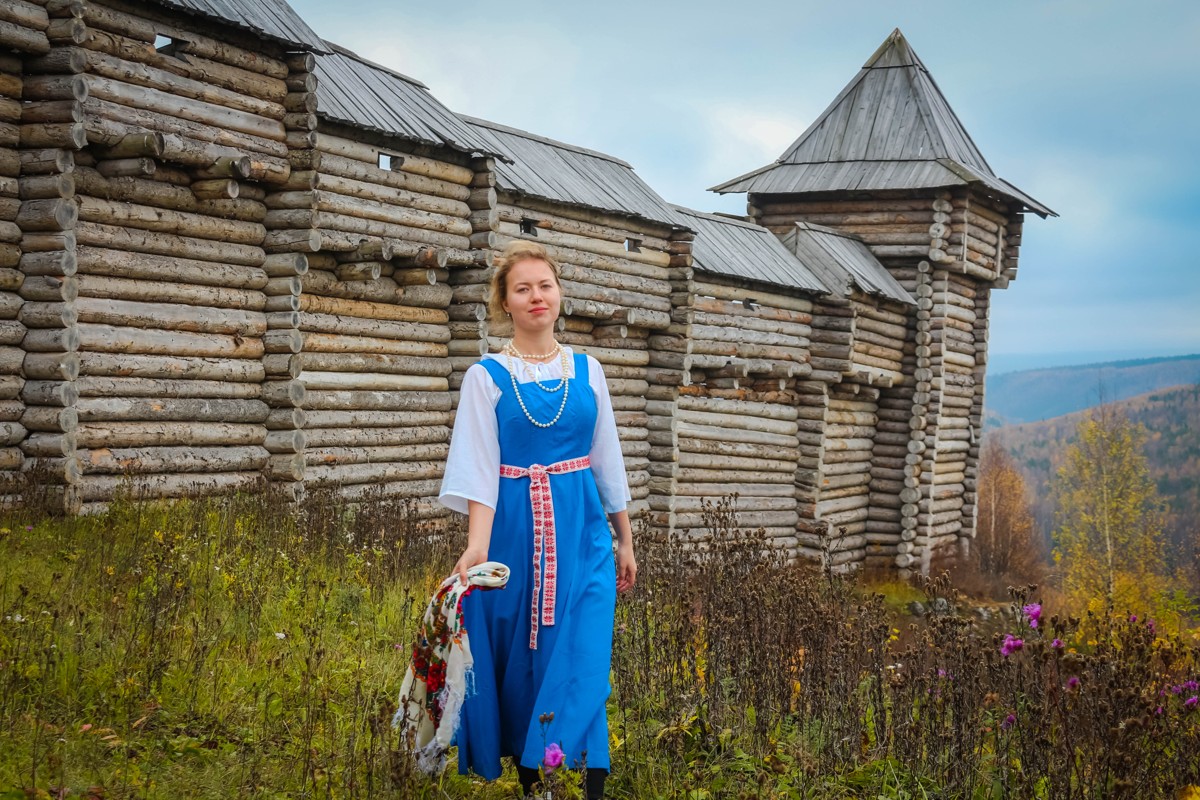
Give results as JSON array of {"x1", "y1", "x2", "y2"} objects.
[{"x1": 499, "y1": 455, "x2": 591, "y2": 649}]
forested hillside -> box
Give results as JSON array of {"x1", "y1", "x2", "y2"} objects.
[
  {"x1": 991, "y1": 384, "x2": 1200, "y2": 568},
  {"x1": 985, "y1": 354, "x2": 1200, "y2": 426}
]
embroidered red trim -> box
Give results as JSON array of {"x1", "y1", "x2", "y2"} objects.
[{"x1": 499, "y1": 456, "x2": 591, "y2": 649}]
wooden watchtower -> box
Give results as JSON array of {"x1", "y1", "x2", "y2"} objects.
[{"x1": 713, "y1": 29, "x2": 1054, "y2": 576}]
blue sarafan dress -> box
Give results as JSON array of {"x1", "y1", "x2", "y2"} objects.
[{"x1": 440, "y1": 351, "x2": 621, "y2": 779}]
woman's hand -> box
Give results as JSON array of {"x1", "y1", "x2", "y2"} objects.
[
  {"x1": 616, "y1": 542, "x2": 637, "y2": 593},
  {"x1": 453, "y1": 546, "x2": 488, "y2": 585}
]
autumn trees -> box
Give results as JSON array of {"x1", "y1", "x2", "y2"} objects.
[
  {"x1": 1051, "y1": 404, "x2": 1170, "y2": 615},
  {"x1": 970, "y1": 438, "x2": 1046, "y2": 590}
]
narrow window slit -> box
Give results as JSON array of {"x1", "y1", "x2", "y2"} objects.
[
  {"x1": 154, "y1": 34, "x2": 184, "y2": 57},
  {"x1": 520, "y1": 218, "x2": 539, "y2": 236},
  {"x1": 625, "y1": 237, "x2": 642, "y2": 253}
]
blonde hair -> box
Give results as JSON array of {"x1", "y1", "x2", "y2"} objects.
[{"x1": 488, "y1": 240, "x2": 562, "y2": 322}]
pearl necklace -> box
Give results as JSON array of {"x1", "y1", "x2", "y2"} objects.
[
  {"x1": 505, "y1": 341, "x2": 560, "y2": 361},
  {"x1": 502, "y1": 341, "x2": 567, "y2": 394},
  {"x1": 503, "y1": 343, "x2": 571, "y2": 428}
]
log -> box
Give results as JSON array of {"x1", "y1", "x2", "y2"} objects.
[
  {"x1": 75, "y1": 472, "x2": 263, "y2": 502},
  {"x1": 74, "y1": 222, "x2": 265, "y2": 267},
  {"x1": 21, "y1": 432, "x2": 76, "y2": 457},
  {"x1": 304, "y1": 190, "x2": 471, "y2": 236},
  {"x1": 313, "y1": 132, "x2": 473, "y2": 184},
  {"x1": 0, "y1": 19, "x2": 50, "y2": 55},
  {"x1": 316, "y1": 151, "x2": 472, "y2": 202},
  {"x1": 335, "y1": 261, "x2": 381, "y2": 282},
  {"x1": 302, "y1": 459, "x2": 444, "y2": 488},
  {"x1": 290, "y1": 352, "x2": 450, "y2": 377},
  {"x1": 292, "y1": 293, "x2": 447, "y2": 324},
  {"x1": 79, "y1": 445, "x2": 269, "y2": 475},
  {"x1": 70, "y1": 323, "x2": 263, "y2": 358},
  {"x1": 18, "y1": 173, "x2": 74, "y2": 200},
  {"x1": 75, "y1": 397, "x2": 268, "y2": 423},
  {"x1": 304, "y1": 442, "x2": 449, "y2": 467},
  {"x1": 290, "y1": 311, "x2": 448, "y2": 343},
  {"x1": 18, "y1": 148, "x2": 74, "y2": 176},
  {"x1": 75, "y1": 419, "x2": 265, "y2": 450},
  {"x1": 76, "y1": 196, "x2": 264, "y2": 245},
  {"x1": 263, "y1": 209, "x2": 469, "y2": 249},
  {"x1": 95, "y1": 132, "x2": 163, "y2": 160},
  {"x1": 74, "y1": 274, "x2": 265, "y2": 311},
  {"x1": 300, "y1": 390, "x2": 452, "y2": 412},
  {"x1": 16, "y1": 198, "x2": 77, "y2": 231},
  {"x1": 74, "y1": 376, "x2": 260, "y2": 399},
  {"x1": 24, "y1": 298, "x2": 264, "y2": 337},
  {"x1": 298, "y1": 371, "x2": 448, "y2": 392},
  {"x1": 72, "y1": 246, "x2": 267, "y2": 288},
  {"x1": 23, "y1": 407, "x2": 79, "y2": 438}
]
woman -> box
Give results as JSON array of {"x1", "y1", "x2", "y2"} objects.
[{"x1": 439, "y1": 240, "x2": 637, "y2": 799}]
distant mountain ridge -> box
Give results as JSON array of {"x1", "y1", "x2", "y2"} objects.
[
  {"x1": 990, "y1": 383, "x2": 1200, "y2": 561},
  {"x1": 984, "y1": 354, "x2": 1200, "y2": 426}
]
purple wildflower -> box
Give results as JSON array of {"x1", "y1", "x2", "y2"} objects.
[
  {"x1": 1183, "y1": 680, "x2": 1199, "y2": 692},
  {"x1": 1022, "y1": 603, "x2": 1042, "y2": 629},
  {"x1": 1051, "y1": 638, "x2": 1064, "y2": 649},
  {"x1": 1000, "y1": 713, "x2": 1017, "y2": 730},
  {"x1": 1185, "y1": 696, "x2": 1198, "y2": 710},
  {"x1": 1067, "y1": 676, "x2": 1080, "y2": 690},
  {"x1": 1000, "y1": 634, "x2": 1024, "y2": 657},
  {"x1": 543, "y1": 742, "x2": 564, "y2": 773},
  {"x1": 1129, "y1": 614, "x2": 1138, "y2": 623},
  {"x1": 1155, "y1": 706, "x2": 1164, "y2": 715}
]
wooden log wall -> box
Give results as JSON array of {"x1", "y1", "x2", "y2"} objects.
[
  {"x1": 752, "y1": 195, "x2": 938, "y2": 263},
  {"x1": 449, "y1": 188, "x2": 684, "y2": 522},
  {"x1": 929, "y1": 188, "x2": 1022, "y2": 283},
  {"x1": 749, "y1": 188, "x2": 1022, "y2": 575},
  {"x1": 2, "y1": 7, "x2": 50, "y2": 497},
  {"x1": 0, "y1": 3, "x2": 1026, "y2": 581},
  {"x1": 15, "y1": 0, "x2": 305, "y2": 512},
  {"x1": 849, "y1": 298, "x2": 913, "y2": 569},
  {"x1": 262, "y1": 111, "x2": 473, "y2": 524},
  {"x1": 884, "y1": 264, "x2": 989, "y2": 573},
  {"x1": 647, "y1": 271, "x2": 818, "y2": 551}
]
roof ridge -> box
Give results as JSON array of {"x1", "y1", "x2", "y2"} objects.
[
  {"x1": 460, "y1": 115, "x2": 634, "y2": 169},
  {"x1": 322, "y1": 40, "x2": 429, "y2": 91},
  {"x1": 672, "y1": 205, "x2": 768, "y2": 231}
]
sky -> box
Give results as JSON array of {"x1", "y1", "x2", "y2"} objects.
[{"x1": 289, "y1": 0, "x2": 1200, "y2": 374}]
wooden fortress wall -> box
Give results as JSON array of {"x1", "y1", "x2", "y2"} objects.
[
  {"x1": 752, "y1": 190, "x2": 1021, "y2": 573},
  {"x1": 0, "y1": 0, "x2": 1025, "y2": 576}
]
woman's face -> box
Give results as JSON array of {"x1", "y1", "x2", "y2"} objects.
[{"x1": 503, "y1": 258, "x2": 561, "y2": 334}]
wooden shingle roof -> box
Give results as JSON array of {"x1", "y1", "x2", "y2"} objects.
[
  {"x1": 712, "y1": 29, "x2": 1054, "y2": 218},
  {"x1": 461, "y1": 116, "x2": 686, "y2": 229},
  {"x1": 674, "y1": 207, "x2": 828, "y2": 296},
  {"x1": 779, "y1": 222, "x2": 914, "y2": 306},
  {"x1": 315, "y1": 44, "x2": 502, "y2": 157},
  {"x1": 151, "y1": 0, "x2": 328, "y2": 51}
]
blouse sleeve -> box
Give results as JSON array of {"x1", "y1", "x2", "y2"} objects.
[
  {"x1": 438, "y1": 363, "x2": 502, "y2": 514},
  {"x1": 587, "y1": 355, "x2": 632, "y2": 514}
]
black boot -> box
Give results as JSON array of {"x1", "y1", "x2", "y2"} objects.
[
  {"x1": 517, "y1": 764, "x2": 540, "y2": 797},
  {"x1": 585, "y1": 768, "x2": 607, "y2": 800}
]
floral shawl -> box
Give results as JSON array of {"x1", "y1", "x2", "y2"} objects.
[{"x1": 393, "y1": 561, "x2": 510, "y2": 774}]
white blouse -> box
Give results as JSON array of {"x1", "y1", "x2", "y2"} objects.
[{"x1": 438, "y1": 348, "x2": 631, "y2": 515}]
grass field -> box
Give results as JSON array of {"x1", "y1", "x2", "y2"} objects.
[{"x1": 2, "y1": 489, "x2": 1198, "y2": 798}]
